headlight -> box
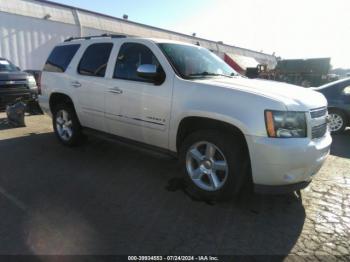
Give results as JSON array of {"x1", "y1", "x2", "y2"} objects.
[
  {"x1": 265, "y1": 110, "x2": 307, "y2": 138},
  {"x1": 27, "y1": 75, "x2": 37, "y2": 89}
]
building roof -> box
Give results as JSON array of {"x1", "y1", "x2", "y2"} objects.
[
  {"x1": 0, "y1": 0, "x2": 277, "y2": 69},
  {"x1": 33, "y1": 0, "x2": 273, "y2": 58}
]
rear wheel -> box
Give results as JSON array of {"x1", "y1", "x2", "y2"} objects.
[
  {"x1": 52, "y1": 103, "x2": 83, "y2": 146},
  {"x1": 179, "y1": 130, "x2": 249, "y2": 201},
  {"x1": 328, "y1": 109, "x2": 347, "y2": 134}
]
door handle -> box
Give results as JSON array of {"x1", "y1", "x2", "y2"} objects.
[
  {"x1": 109, "y1": 87, "x2": 123, "y2": 94},
  {"x1": 71, "y1": 81, "x2": 82, "y2": 88}
]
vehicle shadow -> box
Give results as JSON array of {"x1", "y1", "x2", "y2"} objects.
[
  {"x1": 331, "y1": 129, "x2": 350, "y2": 158},
  {"x1": 0, "y1": 133, "x2": 305, "y2": 256}
]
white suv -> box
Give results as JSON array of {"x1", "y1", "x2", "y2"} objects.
[{"x1": 39, "y1": 34, "x2": 332, "y2": 200}]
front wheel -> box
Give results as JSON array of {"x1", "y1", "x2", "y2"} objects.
[
  {"x1": 52, "y1": 103, "x2": 83, "y2": 146},
  {"x1": 179, "y1": 130, "x2": 249, "y2": 201},
  {"x1": 328, "y1": 109, "x2": 347, "y2": 134}
]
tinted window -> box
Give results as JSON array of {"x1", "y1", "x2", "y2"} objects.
[
  {"x1": 44, "y1": 45, "x2": 80, "y2": 73},
  {"x1": 114, "y1": 43, "x2": 163, "y2": 82},
  {"x1": 78, "y1": 43, "x2": 113, "y2": 77},
  {"x1": 317, "y1": 78, "x2": 350, "y2": 89},
  {"x1": 320, "y1": 86, "x2": 339, "y2": 97}
]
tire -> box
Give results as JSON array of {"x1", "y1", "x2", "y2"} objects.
[
  {"x1": 328, "y1": 109, "x2": 347, "y2": 134},
  {"x1": 179, "y1": 130, "x2": 250, "y2": 201},
  {"x1": 52, "y1": 103, "x2": 84, "y2": 146}
]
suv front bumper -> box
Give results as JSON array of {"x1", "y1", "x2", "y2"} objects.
[{"x1": 246, "y1": 132, "x2": 332, "y2": 193}]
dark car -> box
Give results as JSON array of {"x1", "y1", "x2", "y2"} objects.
[
  {"x1": 0, "y1": 58, "x2": 38, "y2": 110},
  {"x1": 313, "y1": 78, "x2": 350, "y2": 134}
]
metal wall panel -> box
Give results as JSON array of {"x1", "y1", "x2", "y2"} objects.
[
  {"x1": 0, "y1": 0, "x2": 277, "y2": 70},
  {"x1": 0, "y1": 11, "x2": 78, "y2": 70}
]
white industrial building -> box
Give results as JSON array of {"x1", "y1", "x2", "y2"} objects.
[{"x1": 0, "y1": 0, "x2": 277, "y2": 73}]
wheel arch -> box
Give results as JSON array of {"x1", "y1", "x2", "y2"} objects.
[
  {"x1": 49, "y1": 92, "x2": 82, "y2": 125},
  {"x1": 175, "y1": 116, "x2": 250, "y2": 156},
  {"x1": 49, "y1": 92, "x2": 75, "y2": 113}
]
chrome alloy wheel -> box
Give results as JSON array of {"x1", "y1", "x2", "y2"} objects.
[
  {"x1": 186, "y1": 141, "x2": 229, "y2": 192},
  {"x1": 328, "y1": 113, "x2": 344, "y2": 132},
  {"x1": 56, "y1": 109, "x2": 73, "y2": 141}
]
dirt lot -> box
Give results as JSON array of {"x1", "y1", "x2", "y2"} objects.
[{"x1": 0, "y1": 113, "x2": 349, "y2": 258}]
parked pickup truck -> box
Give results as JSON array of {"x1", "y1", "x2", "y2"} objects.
[
  {"x1": 0, "y1": 58, "x2": 38, "y2": 109},
  {"x1": 39, "y1": 35, "x2": 332, "y2": 201}
]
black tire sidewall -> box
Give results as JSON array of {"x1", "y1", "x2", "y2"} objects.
[
  {"x1": 179, "y1": 130, "x2": 248, "y2": 201},
  {"x1": 52, "y1": 103, "x2": 82, "y2": 146}
]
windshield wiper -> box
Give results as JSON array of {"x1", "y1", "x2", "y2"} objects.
[{"x1": 189, "y1": 72, "x2": 234, "y2": 78}]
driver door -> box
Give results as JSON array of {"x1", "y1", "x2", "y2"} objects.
[{"x1": 104, "y1": 42, "x2": 173, "y2": 149}]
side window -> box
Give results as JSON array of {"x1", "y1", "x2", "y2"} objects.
[
  {"x1": 114, "y1": 43, "x2": 163, "y2": 82},
  {"x1": 78, "y1": 43, "x2": 113, "y2": 77},
  {"x1": 343, "y1": 85, "x2": 350, "y2": 95},
  {"x1": 44, "y1": 44, "x2": 80, "y2": 73}
]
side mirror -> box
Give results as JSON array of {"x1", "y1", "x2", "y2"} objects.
[
  {"x1": 137, "y1": 64, "x2": 158, "y2": 79},
  {"x1": 137, "y1": 64, "x2": 165, "y2": 85}
]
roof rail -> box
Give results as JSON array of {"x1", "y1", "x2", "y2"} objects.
[{"x1": 64, "y1": 34, "x2": 127, "y2": 42}]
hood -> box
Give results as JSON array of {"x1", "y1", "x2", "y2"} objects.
[
  {"x1": 196, "y1": 77, "x2": 327, "y2": 111},
  {"x1": 0, "y1": 71, "x2": 28, "y2": 81}
]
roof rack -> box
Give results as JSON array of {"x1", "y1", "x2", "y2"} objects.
[{"x1": 64, "y1": 34, "x2": 127, "y2": 42}]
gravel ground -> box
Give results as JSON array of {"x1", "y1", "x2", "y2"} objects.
[{"x1": 0, "y1": 113, "x2": 349, "y2": 259}]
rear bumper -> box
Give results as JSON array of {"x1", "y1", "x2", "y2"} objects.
[{"x1": 38, "y1": 95, "x2": 51, "y2": 116}]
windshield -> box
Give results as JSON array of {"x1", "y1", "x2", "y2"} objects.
[
  {"x1": 314, "y1": 77, "x2": 350, "y2": 90},
  {"x1": 158, "y1": 43, "x2": 238, "y2": 79},
  {"x1": 0, "y1": 59, "x2": 19, "y2": 72}
]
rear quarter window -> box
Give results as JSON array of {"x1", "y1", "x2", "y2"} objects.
[{"x1": 44, "y1": 44, "x2": 80, "y2": 73}]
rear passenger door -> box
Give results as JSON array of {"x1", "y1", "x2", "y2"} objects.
[{"x1": 74, "y1": 42, "x2": 113, "y2": 131}]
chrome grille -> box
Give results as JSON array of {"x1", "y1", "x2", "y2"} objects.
[
  {"x1": 312, "y1": 123, "x2": 328, "y2": 139},
  {"x1": 0, "y1": 80, "x2": 28, "y2": 89},
  {"x1": 310, "y1": 107, "x2": 327, "y2": 119}
]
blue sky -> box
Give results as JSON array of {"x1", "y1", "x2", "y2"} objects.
[{"x1": 53, "y1": 0, "x2": 350, "y2": 68}]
